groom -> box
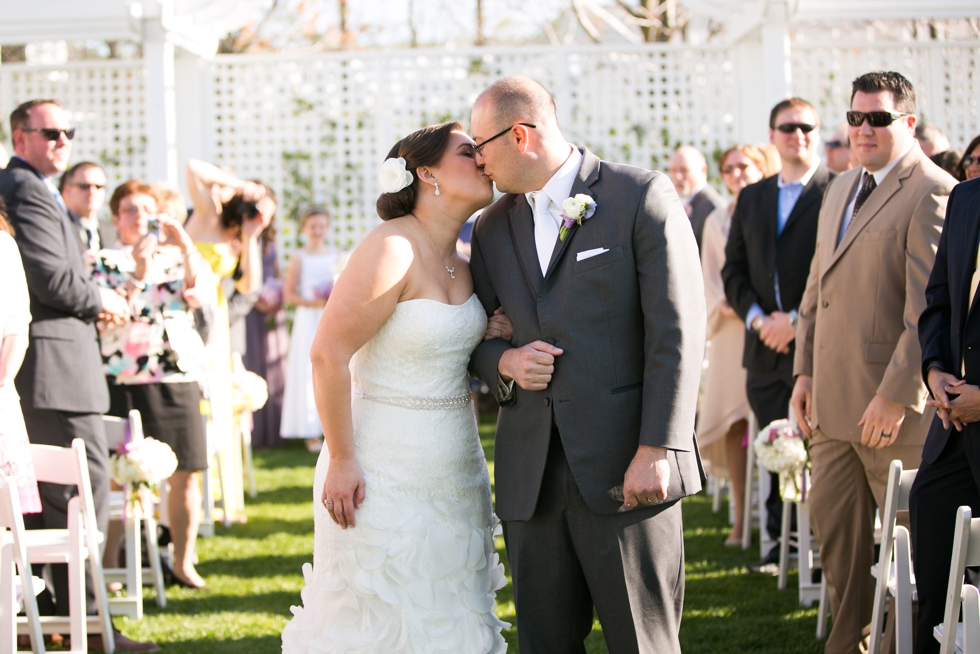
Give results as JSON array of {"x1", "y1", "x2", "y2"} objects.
[{"x1": 469, "y1": 76, "x2": 706, "y2": 653}]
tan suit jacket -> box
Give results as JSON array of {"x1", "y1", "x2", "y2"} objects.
[{"x1": 794, "y1": 145, "x2": 955, "y2": 444}]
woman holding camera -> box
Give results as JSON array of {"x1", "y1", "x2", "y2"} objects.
[
  {"x1": 90, "y1": 181, "x2": 209, "y2": 588},
  {"x1": 184, "y1": 160, "x2": 275, "y2": 523}
]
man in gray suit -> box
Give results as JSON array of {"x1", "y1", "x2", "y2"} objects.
[
  {"x1": 668, "y1": 145, "x2": 725, "y2": 253},
  {"x1": 0, "y1": 99, "x2": 157, "y2": 651},
  {"x1": 469, "y1": 76, "x2": 705, "y2": 653}
]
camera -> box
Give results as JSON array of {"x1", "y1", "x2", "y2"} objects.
[
  {"x1": 239, "y1": 201, "x2": 260, "y2": 220},
  {"x1": 147, "y1": 216, "x2": 161, "y2": 238}
]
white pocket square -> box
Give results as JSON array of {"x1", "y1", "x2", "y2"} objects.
[{"x1": 576, "y1": 247, "x2": 609, "y2": 262}]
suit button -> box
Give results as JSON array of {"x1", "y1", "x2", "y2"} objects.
[
  {"x1": 545, "y1": 337, "x2": 556, "y2": 345},
  {"x1": 822, "y1": 301, "x2": 829, "y2": 308},
  {"x1": 545, "y1": 398, "x2": 552, "y2": 407}
]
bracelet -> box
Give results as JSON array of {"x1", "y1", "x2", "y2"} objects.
[{"x1": 128, "y1": 275, "x2": 147, "y2": 291}]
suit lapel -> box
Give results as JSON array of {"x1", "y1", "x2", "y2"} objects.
[
  {"x1": 963, "y1": 189, "x2": 980, "y2": 323},
  {"x1": 780, "y1": 165, "x2": 827, "y2": 236},
  {"x1": 506, "y1": 194, "x2": 543, "y2": 296},
  {"x1": 544, "y1": 148, "x2": 601, "y2": 279}
]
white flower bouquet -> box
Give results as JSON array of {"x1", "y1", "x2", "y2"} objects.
[
  {"x1": 232, "y1": 370, "x2": 269, "y2": 413},
  {"x1": 110, "y1": 438, "x2": 179, "y2": 512},
  {"x1": 754, "y1": 419, "x2": 809, "y2": 501}
]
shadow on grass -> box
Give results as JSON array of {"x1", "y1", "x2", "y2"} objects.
[
  {"x1": 155, "y1": 634, "x2": 283, "y2": 654},
  {"x1": 248, "y1": 484, "x2": 316, "y2": 506},
  {"x1": 212, "y1": 515, "x2": 313, "y2": 539},
  {"x1": 145, "y1": 589, "x2": 301, "y2": 616},
  {"x1": 196, "y1": 553, "x2": 312, "y2": 580}
]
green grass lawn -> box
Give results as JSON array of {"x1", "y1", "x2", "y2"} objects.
[{"x1": 105, "y1": 417, "x2": 825, "y2": 653}]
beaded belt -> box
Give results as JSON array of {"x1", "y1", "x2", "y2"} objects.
[{"x1": 358, "y1": 391, "x2": 471, "y2": 411}]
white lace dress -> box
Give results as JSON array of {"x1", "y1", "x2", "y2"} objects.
[{"x1": 281, "y1": 294, "x2": 508, "y2": 653}]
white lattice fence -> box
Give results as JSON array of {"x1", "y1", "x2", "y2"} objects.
[
  {"x1": 0, "y1": 60, "x2": 147, "y2": 187},
  {"x1": 791, "y1": 41, "x2": 980, "y2": 146},
  {"x1": 205, "y1": 44, "x2": 740, "y2": 262}
]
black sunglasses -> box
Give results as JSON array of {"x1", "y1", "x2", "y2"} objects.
[
  {"x1": 20, "y1": 127, "x2": 75, "y2": 141},
  {"x1": 72, "y1": 183, "x2": 105, "y2": 191},
  {"x1": 473, "y1": 123, "x2": 536, "y2": 155},
  {"x1": 774, "y1": 123, "x2": 816, "y2": 134},
  {"x1": 845, "y1": 111, "x2": 911, "y2": 128},
  {"x1": 825, "y1": 140, "x2": 848, "y2": 149},
  {"x1": 963, "y1": 155, "x2": 979, "y2": 167}
]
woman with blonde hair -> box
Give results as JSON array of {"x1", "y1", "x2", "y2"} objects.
[{"x1": 697, "y1": 143, "x2": 771, "y2": 544}]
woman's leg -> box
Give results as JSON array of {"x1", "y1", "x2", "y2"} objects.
[
  {"x1": 168, "y1": 469, "x2": 206, "y2": 587},
  {"x1": 725, "y1": 419, "x2": 748, "y2": 543}
]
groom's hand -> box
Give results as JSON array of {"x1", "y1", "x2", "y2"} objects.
[
  {"x1": 622, "y1": 445, "x2": 670, "y2": 509},
  {"x1": 498, "y1": 341, "x2": 563, "y2": 391}
]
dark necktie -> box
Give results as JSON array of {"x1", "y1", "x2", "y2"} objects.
[{"x1": 851, "y1": 171, "x2": 877, "y2": 221}]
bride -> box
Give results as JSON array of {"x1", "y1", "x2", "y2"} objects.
[{"x1": 281, "y1": 121, "x2": 510, "y2": 653}]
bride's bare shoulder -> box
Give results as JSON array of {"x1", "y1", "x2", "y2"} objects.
[{"x1": 346, "y1": 217, "x2": 418, "y2": 278}]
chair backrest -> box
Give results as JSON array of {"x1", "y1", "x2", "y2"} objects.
[
  {"x1": 0, "y1": 476, "x2": 23, "y2": 532},
  {"x1": 878, "y1": 461, "x2": 918, "y2": 572},
  {"x1": 939, "y1": 507, "x2": 980, "y2": 654},
  {"x1": 103, "y1": 410, "x2": 144, "y2": 450},
  {"x1": 29, "y1": 439, "x2": 100, "y2": 545}
]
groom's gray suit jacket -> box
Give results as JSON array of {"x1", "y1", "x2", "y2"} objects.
[{"x1": 470, "y1": 147, "x2": 706, "y2": 521}]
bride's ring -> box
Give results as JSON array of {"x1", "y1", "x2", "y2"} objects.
[{"x1": 324, "y1": 499, "x2": 333, "y2": 506}]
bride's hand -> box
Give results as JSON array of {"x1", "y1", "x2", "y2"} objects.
[
  {"x1": 321, "y1": 458, "x2": 366, "y2": 529},
  {"x1": 484, "y1": 307, "x2": 514, "y2": 341}
]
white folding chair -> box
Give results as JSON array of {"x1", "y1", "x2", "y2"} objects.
[
  {"x1": 14, "y1": 439, "x2": 115, "y2": 652},
  {"x1": 935, "y1": 506, "x2": 980, "y2": 653},
  {"x1": 102, "y1": 411, "x2": 167, "y2": 619},
  {"x1": 742, "y1": 412, "x2": 776, "y2": 554},
  {"x1": 0, "y1": 476, "x2": 45, "y2": 653},
  {"x1": 868, "y1": 460, "x2": 918, "y2": 654}
]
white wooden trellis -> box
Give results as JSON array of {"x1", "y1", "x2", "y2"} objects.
[{"x1": 2, "y1": 40, "x2": 979, "y2": 267}]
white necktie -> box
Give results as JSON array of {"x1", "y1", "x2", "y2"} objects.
[{"x1": 532, "y1": 192, "x2": 558, "y2": 276}]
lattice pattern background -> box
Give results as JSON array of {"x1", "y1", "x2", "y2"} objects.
[
  {"x1": 1, "y1": 42, "x2": 978, "y2": 266},
  {"x1": 791, "y1": 41, "x2": 980, "y2": 140},
  {"x1": 0, "y1": 60, "x2": 146, "y2": 186}
]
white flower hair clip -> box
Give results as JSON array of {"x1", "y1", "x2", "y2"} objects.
[{"x1": 378, "y1": 157, "x2": 414, "y2": 194}]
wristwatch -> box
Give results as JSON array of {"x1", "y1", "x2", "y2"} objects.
[
  {"x1": 789, "y1": 310, "x2": 799, "y2": 329},
  {"x1": 751, "y1": 315, "x2": 765, "y2": 332}
]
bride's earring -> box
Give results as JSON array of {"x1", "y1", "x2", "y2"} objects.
[{"x1": 434, "y1": 181, "x2": 440, "y2": 196}]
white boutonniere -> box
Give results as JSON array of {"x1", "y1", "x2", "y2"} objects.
[
  {"x1": 378, "y1": 157, "x2": 414, "y2": 193},
  {"x1": 559, "y1": 194, "x2": 597, "y2": 241}
]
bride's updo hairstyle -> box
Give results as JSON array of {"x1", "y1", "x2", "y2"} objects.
[{"x1": 376, "y1": 120, "x2": 464, "y2": 221}]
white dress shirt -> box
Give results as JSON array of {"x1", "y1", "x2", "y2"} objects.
[
  {"x1": 525, "y1": 146, "x2": 584, "y2": 275},
  {"x1": 837, "y1": 139, "x2": 915, "y2": 244}
]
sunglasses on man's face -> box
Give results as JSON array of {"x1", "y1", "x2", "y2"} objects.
[
  {"x1": 774, "y1": 123, "x2": 816, "y2": 134},
  {"x1": 21, "y1": 127, "x2": 75, "y2": 141},
  {"x1": 845, "y1": 111, "x2": 911, "y2": 128},
  {"x1": 825, "y1": 140, "x2": 848, "y2": 150}
]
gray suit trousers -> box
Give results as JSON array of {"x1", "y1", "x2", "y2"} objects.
[{"x1": 503, "y1": 428, "x2": 684, "y2": 654}]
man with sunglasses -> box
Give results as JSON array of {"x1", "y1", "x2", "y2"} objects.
[
  {"x1": 723, "y1": 97, "x2": 833, "y2": 574},
  {"x1": 824, "y1": 123, "x2": 855, "y2": 174},
  {"x1": 0, "y1": 99, "x2": 157, "y2": 651},
  {"x1": 790, "y1": 71, "x2": 956, "y2": 654},
  {"x1": 59, "y1": 161, "x2": 110, "y2": 252}
]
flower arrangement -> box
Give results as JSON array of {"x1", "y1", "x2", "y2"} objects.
[
  {"x1": 559, "y1": 194, "x2": 597, "y2": 241},
  {"x1": 232, "y1": 370, "x2": 269, "y2": 414},
  {"x1": 753, "y1": 419, "x2": 809, "y2": 501},
  {"x1": 110, "y1": 438, "x2": 179, "y2": 512}
]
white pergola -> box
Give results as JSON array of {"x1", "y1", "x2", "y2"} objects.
[{"x1": 0, "y1": 0, "x2": 263, "y2": 184}]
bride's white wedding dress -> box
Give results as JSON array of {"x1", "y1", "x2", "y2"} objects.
[{"x1": 281, "y1": 294, "x2": 508, "y2": 653}]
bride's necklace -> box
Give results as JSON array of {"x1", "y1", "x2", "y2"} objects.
[{"x1": 414, "y1": 216, "x2": 456, "y2": 280}]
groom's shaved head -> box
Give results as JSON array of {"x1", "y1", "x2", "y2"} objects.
[{"x1": 475, "y1": 76, "x2": 558, "y2": 128}]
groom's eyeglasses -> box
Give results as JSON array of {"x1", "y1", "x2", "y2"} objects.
[{"x1": 473, "y1": 123, "x2": 536, "y2": 155}]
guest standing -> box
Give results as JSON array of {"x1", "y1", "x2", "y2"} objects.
[
  {"x1": 0, "y1": 201, "x2": 41, "y2": 515},
  {"x1": 668, "y1": 145, "x2": 725, "y2": 252},
  {"x1": 184, "y1": 159, "x2": 274, "y2": 523},
  {"x1": 723, "y1": 97, "x2": 833, "y2": 572},
  {"x1": 697, "y1": 144, "x2": 769, "y2": 545},
  {"x1": 956, "y1": 134, "x2": 980, "y2": 182},
  {"x1": 791, "y1": 71, "x2": 955, "y2": 654},
  {"x1": 824, "y1": 124, "x2": 855, "y2": 174},
  {"x1": 91, "y1": 181, "x2": 209, "y2": 589},
  {"x1": 912, "y1": 175, "x2": 980, "y2": 654},
  {"x1": 281, "y1": 207, "x2": 338, "y2": 453},
  {"x1": 59, "y1": 161, "x2": 109, "y2": 253},
  {"x1": 243, "y1": 222, "x2": 288, "y2": 448}
]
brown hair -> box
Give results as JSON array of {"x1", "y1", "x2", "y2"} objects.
[
  {"x1": 109, "y1": 180, "x2": 157, "y2": 216},
  {"x1": 59, "y1": 161, "x2": 104, "y2": 193},
  {"x1": 376, "y1": 121, "x2": 463, "y2": 221},
  {"x1": 956, "y1": 134, "x2": 980, "y2": 182},
  {"x1": 299, "y1": 205, "x2": 331, "y2": 231},
  {"x1": 220, "y1": 182, "x2": 278, "y2": 231},
  {"x1": 0, "y1": 196, "x2": 12, "y2": 236},
  {"x1": 10, "y1": 99, "x2": 61, "y2": 134},
  {"x1": 769, "y1": 97, "x2": 818, "y2": 129},
  {"x1": 719, "y1": 144, "x2": 772, "y2": 178},
  {"x1": 851, "y1": 71, "x2": 916, "y2": 114}
]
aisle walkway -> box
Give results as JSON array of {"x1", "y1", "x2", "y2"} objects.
[{"x1": 102, "y1": 418, "x2": 823, "y2": 653}]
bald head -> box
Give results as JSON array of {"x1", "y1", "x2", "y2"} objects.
[
  {"x1": 473, "y1": 76, "x2": 559, "y2": 131},
  {"x1": 668, "y1": 146, "x2": 708, "y2": 199}
]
